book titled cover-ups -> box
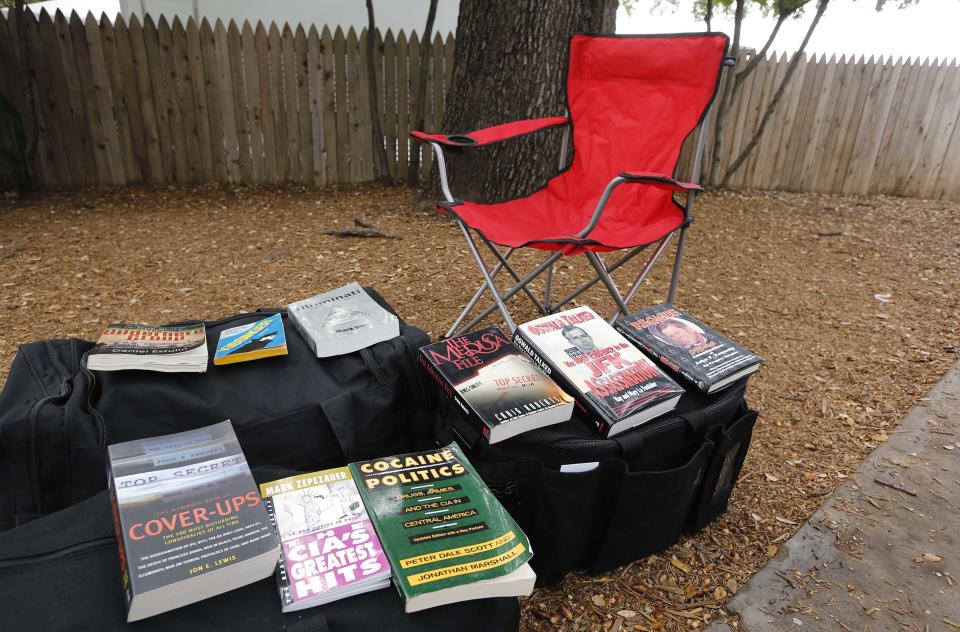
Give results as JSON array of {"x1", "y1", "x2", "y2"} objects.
[{"x1": 108, "y1": 421, "x2": 279, "y2": 621}]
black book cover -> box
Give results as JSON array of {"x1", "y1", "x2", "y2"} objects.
[
  {"x1": 514, "y1": 307, "x2": 684, "y2": 436},
  {"x1": 615, "y1": 304, "x2": 763, "y2": 394},
  {"x1": 418, "y1": 326, "x2": 573, "y2": 442}
]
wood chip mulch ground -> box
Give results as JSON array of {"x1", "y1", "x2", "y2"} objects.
[{"x1": 1, "y1": 184, "x2": 958, "y2": 631}]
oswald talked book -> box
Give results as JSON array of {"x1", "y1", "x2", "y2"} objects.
[
  {"x1": 616, "y1": 304, "x2": 763, "y2": 394},
  {"x1": 351, "y1": 444, "x2": 536, "y2": 613},
  {"x1": 107, "y1": 421, "x2": 280, "y2": 622},
  {"x1": 513, "y1": 306, "x2": 684, "y2": 437},
  {"x1": 418, "y1": 326, "x2": 574, "y2": 443}
]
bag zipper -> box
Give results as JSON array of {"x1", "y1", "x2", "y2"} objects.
[
  {"x1": 24, "y1": 341, "x2": 74, "y2": 514},
  {"x1": 0, "y1": 536, "x2": 114, "y2": 568}
]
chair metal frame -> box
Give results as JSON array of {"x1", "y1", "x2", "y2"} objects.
[{"x1": 429, "y1": 63, "x2": 730, "y2": 339}]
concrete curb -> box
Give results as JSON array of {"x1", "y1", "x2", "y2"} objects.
[{"x1": 706, "y1": 361, "x2": 960, "y2": 632}]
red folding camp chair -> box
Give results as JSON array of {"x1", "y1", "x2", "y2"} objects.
[{"x1": 412, "y1": 33, "x2": 731, "y2": 337}]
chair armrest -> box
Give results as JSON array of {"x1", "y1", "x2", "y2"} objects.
[
  {"x1": 576, "y1": 173, "x2": 702, "y2": 239},
  {"x1": 410, "y1": 116, "x2": 569, "y2": 148},
  {"x1": 618, "y1": 172, "x2": 703, "y2": 193}
]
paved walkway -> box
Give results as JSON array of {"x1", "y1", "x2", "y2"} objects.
[{"x1": 708, "y1": 362, "x2": 960, "y2": 632}]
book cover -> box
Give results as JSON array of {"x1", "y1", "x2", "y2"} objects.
[
  {"x1": 288, "y1": 283, "x2": 399, "y2": 357},
  {"x1": 90, "y1": 323, "x2": 206, "y2": 356},
  {"x1": 418, "y1": 326, "x2": 574, "y2": 443},
  {"x1": 108, "y1": 420, "x2": 279, "y2": 621},
  {"x1": 615, "y1": 304, "x2": 763, "y2": 393},
  {"x1": 514, "y1": 307, "x2": 684, "y2": 436},
  {"x1": 350, "y1": 443, "x2": 533, "y2": 611},
  {"x1": 214, "y1": 313, "x2": 288, "y2": 366},
  {"x1": 259, "y1": 467, "x2": 391, "y2": 611}
]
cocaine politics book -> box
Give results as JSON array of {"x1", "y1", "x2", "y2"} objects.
[
  {"x1": 615, "y1": 304, "x2": 763, "y2": 394},
  {"x1": 513, "y1": 306, "x2": 684, "y2": 437},
  {"x1": 418, "y1": 326, "x2": 574, "y2": 443},
  {"x1": 350, "y1": 444, "x2": 536, "y2": 612}
]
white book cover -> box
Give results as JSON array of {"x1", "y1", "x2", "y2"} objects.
[{"x1": 288, "y1": 283, "x2": 398, "y2": 355}]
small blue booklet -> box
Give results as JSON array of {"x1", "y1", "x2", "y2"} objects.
[{"x1": 214, "y1": 313, "x2": 288, "y2": 366}]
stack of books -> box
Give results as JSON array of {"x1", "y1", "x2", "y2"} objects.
[
  {"x1": 288, "y1": 283, "x2": 400, "y2": 357},
  {"x1": 108, "y1": 421, "x2": 280, "y2": 622},
  {"x1": 513, "y1": 307, "x2": 684, "y2": 437},
  {"x1": 87, "y1": 323, "x2": 208, "y2": 372}
]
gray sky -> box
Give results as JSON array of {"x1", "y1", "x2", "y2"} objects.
[{"x1": 618, "y1": 0, "x2": 959, "y2": 62}]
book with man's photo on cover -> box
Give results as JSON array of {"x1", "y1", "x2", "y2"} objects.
[
  {"x1": 615, "y1": 304, "x2": 763, "y2": 394},
  {"x1": 418, "y1": 326, "x2": 574, "y2": 444},
  {"x1": 512, "y1": 306, "x2": 684, "y2": 438}
]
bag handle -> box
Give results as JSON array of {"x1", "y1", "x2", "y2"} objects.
[
  {"x1": 282, "y1": 614, "x2": 330, "y2": 632},
  {"x1": 320, "y1": 391, "x2": 360, "y2": 461}
]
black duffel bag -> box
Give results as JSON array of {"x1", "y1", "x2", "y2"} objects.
[
  {"x1": 0, "y1": 467, "x2": 519, "y2": 632},
  {"x1": 0, "y1": 289, "x2": 436, "y2": 531},
  {"x1": 437, "y1": 380, "x2": 758, "y2": 585}
]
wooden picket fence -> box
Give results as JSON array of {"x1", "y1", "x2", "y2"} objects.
[
  {"x1": 2, "y1": 10, "x2": 959, "y2": 200},
  {"x1": 680, "y1": 51, "x2": 960, "y2": 200},
  {"x1": 0, "y1": 10, "x2": 452, "y2": 188}
]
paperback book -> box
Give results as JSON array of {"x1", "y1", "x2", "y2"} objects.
[
  {"x1": 288, "y1": 283, "x2": 400, "y2": 357},
  {"x1": 615, "y1": 304, "x2": 763, "y2": 394},
  {"x1": 513, "y1": 306, "x2": 684, "y2": 437},
  {"x1": 88, "y1": 323, "x2": 208, "y2": 372},
  {"x1": 418, "y1": 326, "x2": 574, "y2": 444},
  {"x1": 107, "y1": 421, "x2": 280, "y2": 622},
  {"x1": 350, "y1": 444, "x2": 536, "y2": 613},
  {"x1": 214, "y1": 313, "x2": 288, "y2": 366},
  {"x1": 259, "y1": 467, "x2": 391, "y2": 612}
]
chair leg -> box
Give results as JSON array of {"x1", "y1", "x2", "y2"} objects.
[
  {"x1": 667, "y1": 224, "x2": 690, "y2": 304},
  {"x1": 608, "y1": 234, "x2": 675, "y2": 323},
  {"x1": 455, "y1": 251, "x2": 564, "y2": 336},
  {"x1": 543, "y1": 261, "x2": 555, "y2": 312},
  {"x1": 445, "y1": 249, "x2": 515, "y2": 339},
  {"x1": 457, "y1": 221, "x2": 517, "y2": 333},
  {"x1": 550, "y1": 246, "x2": 646, "y2": 312},
  {"x1": 585, "y1": 251, "x2": 630, "y2": 315},
  {"x1": 480, "y1": 238, "x2": 548, "y2": 314}
]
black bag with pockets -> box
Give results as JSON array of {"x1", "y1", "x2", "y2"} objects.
[
  {"x1": 435, "y1": 380, "x2": 758, "y2": 585},
  {"x1": 0, "y1": 467, "x2": 520, "y2": 632},
  {"x1": 0, "y1": 289, "x2": 434, "y2": 531}
]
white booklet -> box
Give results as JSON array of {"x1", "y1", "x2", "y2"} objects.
[{"x1": 287, "y1": 283, "x2": 399, "y2": 357}]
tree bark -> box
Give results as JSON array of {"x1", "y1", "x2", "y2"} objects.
[
  {"x1": 423, "y1": 0, "x2": 616, "y2": 202},
  {"x1": 720, "y1": 0, "x2": 829, "y2": 187},
  {"x1": 705, "y1": 0, "x2": 744, "y2": 186},
  {"x1": 407, "y1": 0, "x2": 438, "y2": 185},
  {"x1": 365, "y1": 0, "x2": 392, "y2": 184}
]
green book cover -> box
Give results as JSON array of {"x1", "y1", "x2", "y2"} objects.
[{"x1": 349, "y1": 443, "x2": 534, "y2": 611}]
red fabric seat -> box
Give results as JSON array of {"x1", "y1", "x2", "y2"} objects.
[{"x1": 431, "y1": 34, "x2": 729, "y2": 256}]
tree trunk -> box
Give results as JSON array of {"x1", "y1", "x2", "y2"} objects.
[
  {"x1": 365, "y1": 0, "x2": 392, "y2": 184},
  {"x1": 705, "y1": 0, "x2": 744, "y2": 186},
  {"x1": 423, "y1": 0, "x2": 616, "y2": 203},
  {"x1": 720, "y1": 0, "x2": 829, "y2": 187},
  {"x1": 407, "y1": 0, "x2": 438, "y2": 185}
]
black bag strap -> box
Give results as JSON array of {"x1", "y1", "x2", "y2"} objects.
[
  {"x1": 284, "y1": 615, "x2": 330, "y2": 632},
  {"x1": 320, "y1": 391, "x2": 360, "y2": 461}
]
